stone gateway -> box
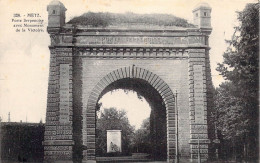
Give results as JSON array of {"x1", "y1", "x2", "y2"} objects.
[{"x1": 43, "y1": 1, "x2": 214, "y2": 162}]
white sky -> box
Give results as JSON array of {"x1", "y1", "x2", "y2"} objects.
[
  {"x1": 98, "y1": 90, "x2": 151, "y2": 129},
  {"x1": 0, "y1": 0, "x2": 257, "y2": 127}
]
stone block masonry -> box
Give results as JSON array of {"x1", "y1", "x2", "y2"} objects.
[{"x1": 44, "y1": 1, "x2": 214, "y2": 162}]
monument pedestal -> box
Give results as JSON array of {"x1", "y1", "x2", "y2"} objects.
[{"x1": 107, "y1": 130, "x2": 122, "y2": 153}]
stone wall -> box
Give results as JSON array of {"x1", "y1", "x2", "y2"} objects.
[
  {"x1": 44, "y1": 15, "x2": 212, "y2": 163},
  {"x1": 44, "y1": 45, "x2": 212, "y2": 163}
]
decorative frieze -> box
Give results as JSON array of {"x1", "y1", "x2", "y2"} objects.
[
  {"x1": 74, "y1": 35, "x2": 207, "y2": 48},
  {"x1": 76, "y1": 36, "x2": 190, "y2": 45},
  {"x1": 74, "y1": 47, "x2": 189, "y2": 59}
]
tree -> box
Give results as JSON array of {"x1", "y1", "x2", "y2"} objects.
[
  {"x1": 217, "y1": 3, "x2": 259, "y2": 101},
  {"x1": 213, "y1": 82, "x2": 251, "y2": 160},
  {"x1": 131, "y1": 118, "x2": 151, "y2": 153},
  {"x1": 217, "y1": 2, "x2": 259, "y2": 103},
  {"x1": 214, "y1": 3, "x2": 259, "y2": 160},
  {"x1": 96, "y1": 107, "x2": 135, "y2": 156},
  {"x1": 214, "y1": 82, "x2": 251, "y2": 139}
]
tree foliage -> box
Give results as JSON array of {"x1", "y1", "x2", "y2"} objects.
[
  {"x1": 96, "y1": 107, "x2": 135, "y2": 156},
  {"x1": 214, "y1": 3, "x2": 259, "y2": 160},
  {"x1": 131, "y1": 118, "x2": 151, "y2": 153},
  {"x1": 217, "y1": 3, "x2": 259, "y2": 100},
  {"x1": 213, "y1": 82, "x2": 250, "y2": 139}
]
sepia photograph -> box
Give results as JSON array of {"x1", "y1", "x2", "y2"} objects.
[{"x1": 0, "y1": 0, "x2": 258, "y2": 162}]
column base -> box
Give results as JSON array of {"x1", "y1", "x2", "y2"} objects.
[
  {"x1": 82, "y1": 160, "x2": 96, "y2": 163},
  {"x1": 44, "y1": 161, "x2": 73, "y2": 163},
  {"x1": 189, "y1": 158, "x2": 207, "y2": 163}
]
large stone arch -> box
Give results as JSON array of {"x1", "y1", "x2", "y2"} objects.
[
  {"x1": 45, "y1": 2, "x2": 214, "y2": 162},
  {"x1": 83, "y1": 65, "x2": 176, "y2": 162}
]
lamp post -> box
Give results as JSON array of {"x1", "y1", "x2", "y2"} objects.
[{"x1": 175, "y1": 91, "x2": 179, "y2": 163}]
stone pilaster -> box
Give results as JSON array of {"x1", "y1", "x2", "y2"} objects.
[
  {"x1": 188, "y1": 49, "x2": 210, "y2": 162},
  {"x1": 43, "y1": 47, "x2": 74, "y2": 162}
]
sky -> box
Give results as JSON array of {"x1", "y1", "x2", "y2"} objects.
[{"x1": 0, "y1": 0, "x2": 257, "y2": 128}]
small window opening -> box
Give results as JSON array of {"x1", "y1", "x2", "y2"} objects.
[
  {"x1": 196, "y1": 13, "x2": 198, "y2": 17},
  {"x1": 204, "y1": 12, "x2": 207, "y2": 16},
  {"x1": 52, "y1": 10, "x2": 56, "y2": 14}
]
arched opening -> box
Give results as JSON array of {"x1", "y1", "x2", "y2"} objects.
[
  {"x1": 95, "y1": 78, "x2": 167, "y2": 161},
  {"x1": 84, "y1": 66, "x2": 176, "y2": 162},
  {"x1": 96, "y1": 89, "x2": 151, "y2": 157}
]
